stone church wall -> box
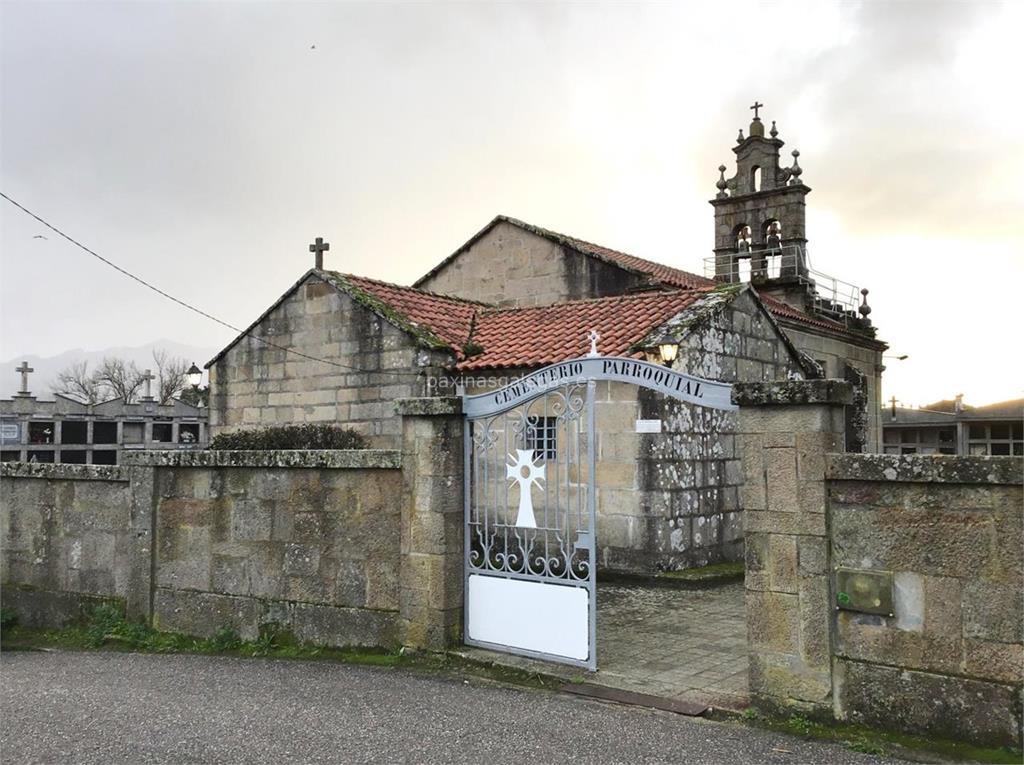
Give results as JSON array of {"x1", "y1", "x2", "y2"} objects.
[
  {"x1": 780, "y1": 324, "x2": 883, "y2": 452},
  {"x1": 604, "y1": 290, "x2": 806, "y2": 573},
  {"x1": 419, "y1": 222, "x2": 648, "y2": 308},
  {"x1": 208, "y1": 275, "x2": 451, "y2": 449}
]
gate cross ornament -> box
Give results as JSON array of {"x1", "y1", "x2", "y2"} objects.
[{"x1": 506, "y1": 449, "x2": 544, "y2": 528}]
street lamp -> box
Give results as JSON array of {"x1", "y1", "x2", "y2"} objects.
[{"x1": 187, "y1": 363, "x2": 202, "y2": 388}]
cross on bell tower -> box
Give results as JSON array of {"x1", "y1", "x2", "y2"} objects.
[
  {"x1": 309, "y1": 237, "x2": 330, "y2": 270},
  {"x1": 14, "y1": 361, "x2": 34, "y2": 397}
]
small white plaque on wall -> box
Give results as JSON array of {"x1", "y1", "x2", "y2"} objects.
[{"x1": 635, "y1": 419, "x2": 663, "y2": 433}]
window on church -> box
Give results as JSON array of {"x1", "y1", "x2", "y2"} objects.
[
  {"x1": 526, "y1": 416, "x2": 557, "y2": 461},
  {"x1": 751, "y1": 166, "x2": 762, "y2": 193}
]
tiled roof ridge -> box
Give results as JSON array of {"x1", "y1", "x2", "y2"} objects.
[
  {"x1": 477, "y1": 286, "x2": 712, "y2": 316},
  {"x1": 328, "y1": 270, "x2": 493, "y2": 307},
  {"x1": 495, "y1": 215, "x2": 711, "y2": 288}
]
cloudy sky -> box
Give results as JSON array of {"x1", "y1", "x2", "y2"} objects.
[{"x1": 1, "y1": 0, "x2": 1020, "y2": 406}]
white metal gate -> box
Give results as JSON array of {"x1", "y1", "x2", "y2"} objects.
[{"x1": 462, "y1": 356, "x2": 735, "y2": 670}]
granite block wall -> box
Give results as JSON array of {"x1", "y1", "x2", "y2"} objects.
[
  {"x1": 0, "y1": 463, "x2": 148, "y2": 626},
  {"x1": 827, "y1": 453, "x2": 1023, "y2": 748},
  {"x1": 1, "y1": 452, "x2": 405, "y2": 649}
]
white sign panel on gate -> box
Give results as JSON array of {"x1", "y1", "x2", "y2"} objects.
[{"x1": 467, "y1": 575, "x2": 590, "y2": 661}]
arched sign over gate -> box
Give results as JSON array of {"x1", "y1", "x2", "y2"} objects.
[{"x1": 462, "y1": 356, "x2": 735, "y2": 670}]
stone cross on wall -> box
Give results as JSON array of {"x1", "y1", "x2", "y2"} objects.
[
  {"x1": 15, "y1": 361, "x2": 33, "y2": 396},
  {"x1": 309, "y1": 237, "x2": 330, "y2": 270},
  {"x1": 750, "y1": 100, "x2": 763, "y2": 119},
  {"x1": 140, "y1": 368, "x2": 156, "y2": 401}
]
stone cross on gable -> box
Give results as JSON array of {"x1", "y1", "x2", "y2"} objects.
[
  {"x1": 15, "y1": 361, "x2": 33, "y2": 396},
  {"x1": 141, "y1": 368, "x2": 156, "y2": 401},
  {"x1": 750, "y1": 101, "x2": 764, "y2": 120},
  {"x1": 309, "y1": 237, "x2": 330, "y2": 270}
]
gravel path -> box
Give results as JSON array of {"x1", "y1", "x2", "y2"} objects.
[{"x1": 1, "y1": 650, "x2": 899, "y2": 764}]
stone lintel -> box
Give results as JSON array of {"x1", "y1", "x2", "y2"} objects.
[
  {"x1": 394, "y1": 397, "x2": 463, "y2": 417},
  {"x1": 0, "y1": 462, "x2": 130, "y2": 482},
  {"x1": 120, "y1": 449, "x2": 401, "y2": 469},
  {"x1": 826, "y1": 453, "x2": 1024, "y2": 486},
  {"x1": 732, "y1": 379, "x2": 853, "y2": 407}
]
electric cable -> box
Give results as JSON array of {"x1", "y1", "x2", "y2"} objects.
[{"x1": 1, "y1": 192, "x2": 441, "y2": 380}]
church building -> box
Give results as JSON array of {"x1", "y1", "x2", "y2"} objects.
[{"x1": 207, "y1": 107, "x2": 887, "y2": 573}]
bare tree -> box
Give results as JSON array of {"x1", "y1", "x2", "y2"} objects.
[
  {"x1": 94, "y1": 357, "x2": 145, "y2": 403},
  {"x1": 51, "y1": 361, "x2": 104, "y2": 404},
  {"x1": 152, "y1": 349, "x2": 190, "y2": 404}
]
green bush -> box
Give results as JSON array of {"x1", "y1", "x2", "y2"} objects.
[{"x1": 210, "y1": 423, "x2": 368, "y2": 451}]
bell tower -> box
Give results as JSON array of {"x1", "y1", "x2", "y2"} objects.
[{"x1": 710, "y1": 103, "x2": 809, "y2": 290}]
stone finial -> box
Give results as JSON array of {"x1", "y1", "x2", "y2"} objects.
[
  {"x1": 788, "y1": 149, "x2": 803, "y2": 185},
  {"x1": 769, "y1": 120, "x2": 778, "y2": 138},
  {"x1": 858, "y1": 288, "x2": 872, "y2": 318},
  {"x1": 737, "y1": 129, "x2": 744, "y2": 144},
  {"x1": 716, "y1": 165, "x2": 729, "y2": 198}
]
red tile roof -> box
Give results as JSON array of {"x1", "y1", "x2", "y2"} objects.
[
  {"x1": 336, "y1": 273, "x2": 480, "y2": 352},
  {"x1": 458, "y1": 290, "x2": 711, "y2": 371}
]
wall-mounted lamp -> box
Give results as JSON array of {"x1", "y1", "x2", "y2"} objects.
[
  {"x1": 658, "y1": 340, "x2": 679, "y2": 366},
  {"x1": 187, "y1": 363, "x2": 203, "y2": 388},
  {"x1": 643, "y1": 335, "x2": 679, "y2": 367},
  {"x1": 884, "y1": 354, "x2": 909, "y2": 361}
]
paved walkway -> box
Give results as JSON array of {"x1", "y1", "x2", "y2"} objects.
[
  {"x1": 599, "y1": 581, "x2": 748, "y2": 707},
  {"x1": 1, "y1": 651, "x2": 896, "y2": 764},
  {"x1": 463, "y1": 581, "x2": 749, "y2": 709}
]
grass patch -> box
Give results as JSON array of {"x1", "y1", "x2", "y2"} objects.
[
  {"x1": 656, "y1": 561, "x2": 744, "y2": 581},
  {"x1": 739, "y1": 708, "x2": 1023, "y2": 764}
]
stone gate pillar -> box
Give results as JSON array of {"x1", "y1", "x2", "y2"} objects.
[
  {"x1": 732, "y1": 380, "x2": 852, "y2": 716},
  {"x1": 395, "y1": 397, "x2": 465, "y2": 651}
]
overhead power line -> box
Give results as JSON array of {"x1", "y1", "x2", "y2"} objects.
[{"x1": 0, "y1": 192, "x2": 431, "y2": 379}]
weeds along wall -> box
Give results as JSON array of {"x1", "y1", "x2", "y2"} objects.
[{"x1": 0, "y1": 451, "x2": 404, "y2": 648}]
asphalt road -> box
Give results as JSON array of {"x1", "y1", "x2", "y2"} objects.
[{"x1": 1, "y1": 651, "x2": 898, "y2": 764}]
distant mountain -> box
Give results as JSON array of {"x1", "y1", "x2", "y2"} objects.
[{"x1": 0, "y1": 340, "x2": 219, "y2": 400}]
